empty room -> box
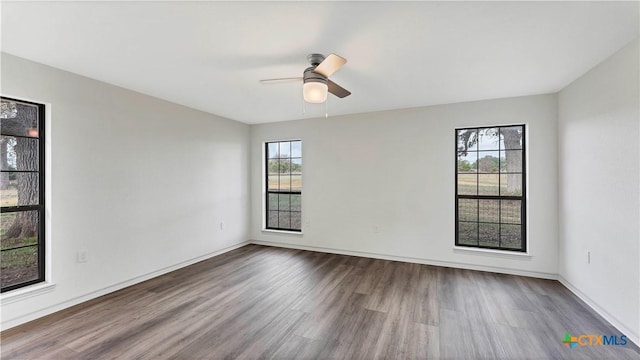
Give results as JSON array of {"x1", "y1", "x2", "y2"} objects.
[{"x1": 1, "y1": 1, "x2": 639, "y2": 359}]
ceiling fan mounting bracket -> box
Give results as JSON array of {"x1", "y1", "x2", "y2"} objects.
[{"x1": 307, "y1": 53, "x2": 326, "y2": 66}]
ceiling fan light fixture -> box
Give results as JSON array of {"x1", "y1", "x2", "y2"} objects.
[{"x1": 303, "y1": 81, "x2": 328, "y2": 103}]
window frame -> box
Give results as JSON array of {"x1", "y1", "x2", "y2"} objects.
[
  {"x1": 265, "y1": 140, "x2": 302, "y2": 232},
  {"x1": 1, "y1": 96, "x2": 46, "y2": 292},
  {"x1": 454, "y1": 124, "x2": 527, "y2": 252}
]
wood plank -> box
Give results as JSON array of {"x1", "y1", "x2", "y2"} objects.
[{"x1": 2, "y1": 244, "x2": 639, "y2": 359}]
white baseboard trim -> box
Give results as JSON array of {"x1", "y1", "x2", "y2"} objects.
[
  {"x1": 250, "y1": 240, "x2": 558, "y2": 280},
  {"x1": 0, "y1": 241, "x2": 250, "y2": 332},
  {"x1": 558, "y1": 275, "x2": 639, "y2": 347}
]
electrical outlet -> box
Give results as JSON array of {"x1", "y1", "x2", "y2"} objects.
[
  {"x1": 77, "y1": 249, "x2": 88, "y2": 263},
  {"x1": 373, "y1": 225, "x2": 380, "y2": 234}
]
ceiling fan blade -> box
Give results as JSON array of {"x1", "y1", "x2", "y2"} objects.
[
  {"x1": 327, "y1": 80, "x2": 351, "y2": 98},
  {"x1": 314, "y1": 54, "x2": 347, "y2": 78},
  {"x1": 260, "y1": 77, "x2": 303, "y2": 84}
]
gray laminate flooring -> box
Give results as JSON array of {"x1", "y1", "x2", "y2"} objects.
[{"x1": 2, "y1": 244, "x2": 639, "y2": 359}]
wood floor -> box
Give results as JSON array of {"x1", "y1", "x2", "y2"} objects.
[{"x1": 2, "y1": 245, "x2": 639, "y2": 359}]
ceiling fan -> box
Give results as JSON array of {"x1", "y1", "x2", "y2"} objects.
[{"x1": 260, "y1": 53, "x2": 351, "y2": 104}]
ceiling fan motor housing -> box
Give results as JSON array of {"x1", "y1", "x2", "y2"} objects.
[{"x1": 303, "y1": 66, "x2": 328, "y2": 85}]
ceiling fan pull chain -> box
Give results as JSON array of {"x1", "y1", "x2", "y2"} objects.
[{"x1": 325, "y1": 97, "x2": 329, "y2": 118}]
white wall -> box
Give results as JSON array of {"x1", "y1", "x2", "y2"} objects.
[
  {"x1": 0, "y1": 53, "x2": 251, "y2": 329},
  {"x1": 250, "y1": 94, "x2": 559, "y2": 278},
  {"x1": 558, "y1": 39, "x2": 639, "y2": 344}
]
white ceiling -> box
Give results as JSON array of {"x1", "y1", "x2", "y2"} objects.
[{"x1": 1, "y1": 1, "x2": 638, "y2": 124}]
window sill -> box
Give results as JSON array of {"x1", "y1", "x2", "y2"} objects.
[
  {"x1": 453, "y1": 246, "x2": 531, "y2": 258},
  {"x1": 262, "y1": 229, "x2": 303, "y2": 236},
  {"x1": 0, "y1": 282, "x2": 56, "y2": 305}
]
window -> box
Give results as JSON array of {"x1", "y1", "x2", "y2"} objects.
[
  {"x1": 455, "y1": 125, "x2": 526, "y2": 252},
  {"x1": 266, "y1": 140, "x2": 302, "y2": 231},
  {"x1": 1, "y1": 97, "x2": 46, "y2": 291}
]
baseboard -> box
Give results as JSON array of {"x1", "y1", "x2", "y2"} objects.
[
  {"x1": 0, "y1": 241, "x2": 250, "y2": 331},
  {"x1": 558, "y1": 275, "x2": 639, "y2": 347},
  {"x1": 250, "y1": 240, "x2": 558, "y2": 280}
]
